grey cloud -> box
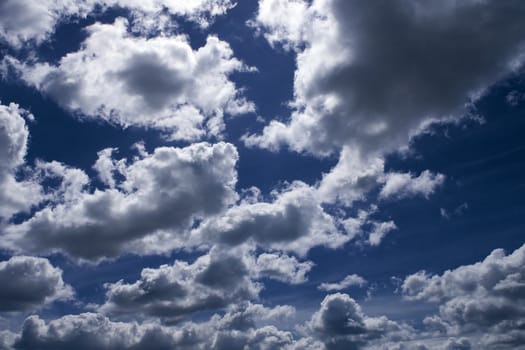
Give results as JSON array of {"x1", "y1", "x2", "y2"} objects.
[
  {"x1": 9, "y1": 19, "x2": 253, "y2": 141},
  {"x1": 9, "y1": 303, "x2": 297, "y2": 350},
  {"x1": 0, "y1": 0, "x2": 234, "y2": 48},
  {"x1": 443, "y1": 338, "x2": 471, "y2": 350},
  {"x1": 248, "y1": 0, "x2": 525, "y2": 156},
  {"x1": 0, "y1": 256, "x2": 72, "y2": 312},
  {"x1": 402, "y1": 243, "x2": 525, "y2": 348},
  {"x1": 309, "y1": 293, "x2": 409, "y2": 350},
  {"x1": 100, "y1": 249, "x2": 261, "y2": 320},
  {"x1": 318, "y1": 274, "x2": 367, "y2": 292}
]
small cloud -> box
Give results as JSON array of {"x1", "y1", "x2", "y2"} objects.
[{"x1": 318, "y1": 274, "x2": 368, "y2": 292}]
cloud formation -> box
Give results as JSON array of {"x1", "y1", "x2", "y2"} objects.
[
  {"x1": 8, "y1": 303, "x2": 297, "y2": 350},
  {"x1": 0, "y1": 103, "x2": 42, "y2": 221},
  {"x1": 0, "y1": 256, "x2": 72, "y2": 312},
  {"x1": 403, "y1": 243, "x2": 525, "y2": 348},
  {"x1": 3, "y1": 142, "x2": 239, "y2": 261},
  {"x1": 100, "y1": 248, "x2": 261, "y2": 321},
  {"x1": 9, "y1": 18, "x2": 253, "y2": 141},
  {"x1": 0, "y1": 0, "x2": 235, "y2": 48},
  {"x1": 247, "y1": 0, "x2": 525, "y2": 156},
  {"x1": 309, "y1": 293, "x2": 411, "y2": 350},
  {"x1": 195, "y1": 181, "x2": 348, "y2": 256}
]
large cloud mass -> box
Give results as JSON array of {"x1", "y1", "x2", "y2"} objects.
[{"x1": 246, "y1": 0, "x2": 525, "y2": 156}]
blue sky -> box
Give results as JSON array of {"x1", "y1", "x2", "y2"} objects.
[{"x1": 0, "y1": 1, "x2": 524, "y2": 349}]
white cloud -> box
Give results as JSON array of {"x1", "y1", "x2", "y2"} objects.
[
  {"x1": 0, "y1": 103, "x2": 42, "y2": 221},
  {"x1": 9, "y1": 18, "x2": 253, "y2": 141},
  {"x1": 246, "y1": 0, "x2": 525, "y2": 157},
  {"x1": 0, "y1": 0, "x2": 91, "y2": 48},
  {"x1": 8, "y1": 303, "x2": 299, "y2": 350},
  {"x1": 317, "y1": 147, "x2": 384, "y2": 207},
  {"x1": 402, "y1": 243, "x2": 525, "y2": 348},
  {"x1": 379, "y1": 171, "x2": 445, "y2": 200},
  {"x1": 2, "y1": 142, "x2": 239, "y2": 261},
  {"x1": 255, "y1": 252, "x2": 314, "y2": 285},
  {"x1": 195, "y1": 181, "x2": 349, "y2": 257},
  {"x1": 367, "y1": 221, "x2": 397, "y2": 247},
  {"x1": 0, "y1": 0, "x2": 235, "y2": 48},
  {"x1": 309, "y1": 293, "x2": 412, "y2": 349},
  {"x1": 247, "y1": 0, "x2": 309, "y2": 50},
  {"x1": 318, "y1": 274, "x2": 367, "y2": 292},
  {"x1": 100, "y1": 247, "x2": 261, "y2": 321},
  {"x1": 0, "y1": 256, "x2": 73, "y2": 312}
]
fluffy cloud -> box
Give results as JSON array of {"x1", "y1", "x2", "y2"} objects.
[
  {"x1": 379, "y1": 171, "x2": 445, "y2": 201},
  {"x1": 0, "y1": 0, "x2": 234, "y2": 48},
  {"x1": 100, "y1": 248, "x2": 261, "y2": 320},
  {"x1": 3, "y1": 142, "x2": 238, "y2": 261},
  {"x1": 102, "y1": 0, "x2": 236, "y2": 30},
  {"x1": 246, "y1": 0, "x2": 525, "y2": 156},
  {"x1": 0, "y1": 256, "x2": 73, "y2": 312},
  {"x1": 318, "y1": 274, "x2": 367, "y2": 292},
  {"x1": 0, "y1": 103, "x2": 42, "y2": 221},
  {"x1": 309, "y1": 293, "x2": 410, "y2": 350},
  {"x1": 9, "y1": 18, "x2": 253, "y2": 141},
  {"x1": 9, "y1": 303, "x2": 297, "y2": 350},
  {"x1": 195, "y1": 181, "x2": 349, "y2": 257},
  {"x1": 402, "y1": 243, "x2": 525, "y2": 348},
  {"x1": 0, "y1": 0, "x2": 91, "y2": 48},
  {"x1": 100, "y1": 247, "x2": 315, "y2": 320}
]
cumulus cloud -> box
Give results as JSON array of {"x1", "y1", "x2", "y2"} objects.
[
  {"x1": 8, "y1": 18, "x2": 253, "y2": 141},
  {"x1": 0, "y1": 0, "x2": 235, "y2": 48},
  {"x1": 99, "y1": 246, "x2": 316, "y2": 321},
  {"x1": 100, "y1": 248, "x2": 261, "y2": 321},
  {"x1": 9, "y1": 303, "x2": 297, "y2": 350},
  {"x1": 402, "y1": 243, "x2": 525, "y2": 348},
  {"x1": 0, "y1": 256, "x2": 73, "y2": 312},
  {"x1": 2, "y1": 142, "x2": 239, "y2": 261},
  {"x1": 318, "y1": 274, "x2": 367, "y2": 292},
  {"x1": 255, "y1": 252, "x2": 314, "y2": 285},
  {"x1": 195, "y1": 181, "x2": 349, "y2": 257},
  {"x1": 0, "y1": 0, "x2": 92, "y2": 48},
  {"x1": 246, "y1": 0, "x2": 525, "y2": 156},
  {"x1": 309, "y1": 293, "x2": 411, "y2": 350},
  {"x1": 0, "y1": 102, "x2": 42, "y2": 221}
]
